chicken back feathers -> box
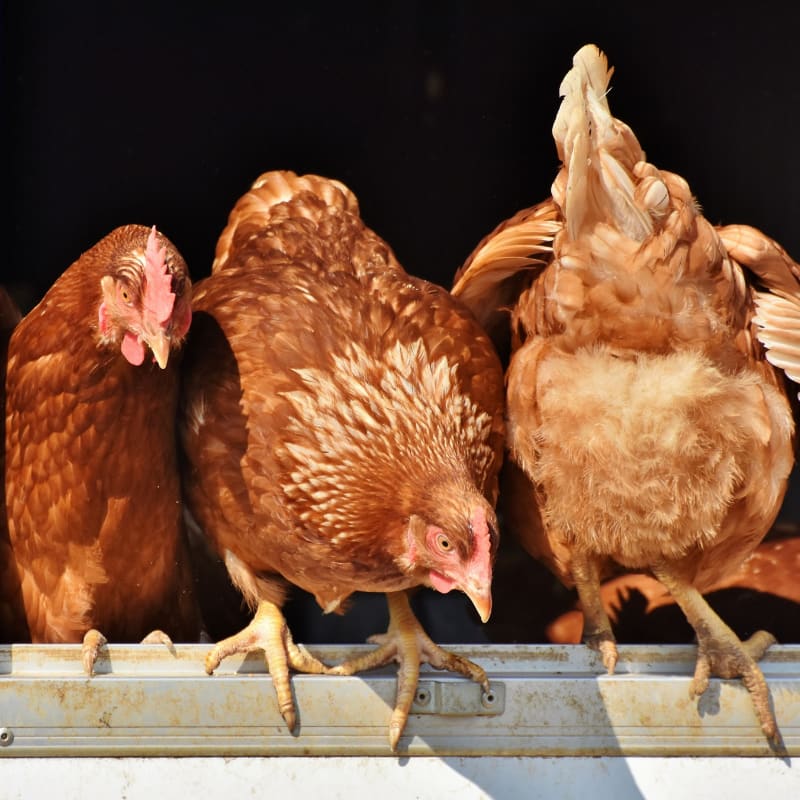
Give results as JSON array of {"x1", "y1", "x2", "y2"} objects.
[
  {"x1": 4, "y1": 225, "x2": 201, "y2": 647},
  {"x1": 453, "y1": 44, "x2": 800, "y2": 742},
  {"x1": 181, "y1": 170, "x2": 504, "y2": 612}
]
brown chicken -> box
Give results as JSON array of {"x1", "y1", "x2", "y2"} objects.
[
  {"x1": 178, "y1": 170, "x2": 505, "y2": 750},
  {"x1": 4, "y1": 225, "x2": 203, "y2": 667},
  {"x1": 452, "y1": 44, "x2": 800, "y2": 743}
]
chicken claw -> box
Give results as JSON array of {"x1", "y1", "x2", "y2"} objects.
[
  {"x1": 81, "y1": 627, "x2": 180, "y2": 675},
  {"x1": 204, "y1": 599, "x2": 331, "y2": 733},
  {"x1": 139, "y1": 628, "x2": 178, "y2": 658},
  {"x1": 81, "y1": 628, "x2": 108, "y2": 675},
  {"x1": 653, "y1": 563, "x2": 779, "y2": 741},
  {"x1": 329, "y1": 591, "x2": 490, "y2": 751}
]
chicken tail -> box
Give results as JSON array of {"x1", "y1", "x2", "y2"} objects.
[
  {"x1": 551, "y1": 43, "x2": 668, "y2": 244},
  {"x1": 451, "y1": 43, "x2": 673, "y2": 348}
]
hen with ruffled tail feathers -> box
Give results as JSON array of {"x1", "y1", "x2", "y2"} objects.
[{"x1": 453, "y1": 43, "x2": 800, "y2": 744}]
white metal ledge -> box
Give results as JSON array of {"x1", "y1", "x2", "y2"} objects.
[{"x1": 0, "y1": 643, "x2": 799, "y2": 758}]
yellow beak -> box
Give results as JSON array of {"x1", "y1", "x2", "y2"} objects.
[
  {"x1": 146, "y1": 330, "x2": 171, "y2": 369},
  {"x1": 463, "y1": 580, "x2": 493, "y2": 624}
]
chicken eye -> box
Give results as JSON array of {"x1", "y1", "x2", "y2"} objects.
[
  {"x1": 435, "y1": 533, "x2": 452, "y2": 552},
  {"x1": 120, "y1": 287, "x2": 131, "y2": 303}
]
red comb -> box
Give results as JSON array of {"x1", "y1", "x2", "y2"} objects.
[
  {"x1": 143, "y1": 226, "x2": 176, "y2": 325},
  {"x1": 467, "y1": 504, "x2": 492, "y2": 586},
  {"x1": 471, "y1": 506, "x2": 491, "y2": 562}
]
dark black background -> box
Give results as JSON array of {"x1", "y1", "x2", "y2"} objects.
[
  {"x1": 5, "y1": 2, "x2": 800, "y2": 642},
  {"x1": 6, "y1": 2, "x2": 800, "y2": 305}
]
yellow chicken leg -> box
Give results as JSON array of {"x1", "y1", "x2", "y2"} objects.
[
  {"x1": 652, "y1": 562, "x2": 779, "y2": 741},
  {"x1": 329, "y1": 590, "x2": 490, "y2": 751},
  {"x1": 572, "y1": 551, "x2": 618, "y2": 673},
  {"x1": 204, "y1": 599, "x2": 331, "y2": 733}
]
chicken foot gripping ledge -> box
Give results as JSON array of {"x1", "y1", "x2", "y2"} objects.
[
  {"x1": 204, "y1": 591, "x2": 493, "y2": 751},
  {"x1": 651, "y1": 563, "x2": 779, "y2": 742},
  {"x1": 570, "y1": 552, "x2": 618, "y2": 675},
  {"x1": 204, "y1": 600, "x2": 330, "y2": 733},
  {"x1": 329, "y1": 591, "x2": 492, "y2": 751},
  {"x1": 81, "y1": 628, "x2": 176, "y2": 676}
]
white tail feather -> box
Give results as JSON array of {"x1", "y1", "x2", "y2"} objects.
[
  {"x1": 552, "y1": 44, "x2": 652, "y2": 243},
  {"x1": 754, "y1": 292, "x2": 800, "y2": 390}
]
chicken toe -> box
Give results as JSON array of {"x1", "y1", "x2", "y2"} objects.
[
  {"x1": 653, "y1": 562, "x2": 779, "y2": 741},
  {"x1": 204, "y1": 599, "x2": 331, "y2": 733},
  {"x1": 139, "y1": 629, "x2": 177, "y2": 654},
  {"x1": 140, "y1": 629, "x2": 172, "y2": 645},
  {"x1": 691, "y1": 629, "x2": 777, "y2": 699},
  {"x1": 81, "y1": 628, "x2": 108, "y2": 675},
  {"x1": 330, "y1": 591, "x2": 490, "y2": 751},
  {"x1": 81, "y1": 627, "x2": 181, "y2": 675}
]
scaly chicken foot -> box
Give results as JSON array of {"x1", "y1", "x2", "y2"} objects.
[
  {"x1": 652, "y1": 562, "x2": 779, "y2": 742},
  {"x1": 572, "y1": 551, "x2": 618, "y2": 673},
  {"x1": 204, "y1": 599, "x2": 331, "y2": 733},
  {"x1": 329, "y1": 591, "x2": 490, "y2": 751}
]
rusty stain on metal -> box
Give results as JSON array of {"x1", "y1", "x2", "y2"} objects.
[{"x1": 0, "y1": 643, "x2": 797, "y2": 757}]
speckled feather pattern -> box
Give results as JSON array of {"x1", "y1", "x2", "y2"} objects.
[{"x1": 179, "y1": 171, "x2": 505, "y2": 614}]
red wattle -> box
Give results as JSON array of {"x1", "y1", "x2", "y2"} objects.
[
  {"x1": 121, "y1": 332, "x2": 146, "y2": 366},
  {"x1": 429, "y1": 570, "x2": 456, "y2": 594}
]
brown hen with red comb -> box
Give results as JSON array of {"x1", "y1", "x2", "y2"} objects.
[{"x1": 3, "y1": 225, "x2": 202, "y2": 668}]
